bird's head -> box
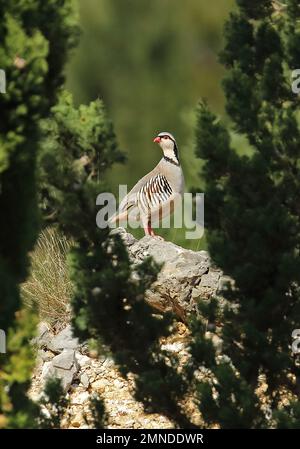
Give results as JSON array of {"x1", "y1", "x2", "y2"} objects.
[{"x1": 153, "y1": 132, "x2": 179, "y2": 165}]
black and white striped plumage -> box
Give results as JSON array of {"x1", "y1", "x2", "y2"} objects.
[
  {"x1": 111, "y1": 132, "x2": 184, "y2": 237},
  {"x1": 137, "y1": 173, "x2": 172, "y2": 212}
]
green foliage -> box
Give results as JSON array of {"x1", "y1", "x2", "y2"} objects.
[
  {"x1": 273, "y1": 401, "x2": 300, "y2": 429},
  {"x1": 0, "y1": 0, "x2": 79, "y2": 428},
  {"x1": 39, "y1": 378, "x2": 69, "y2": 429},
  {"x1": 286, "y1": 0, "x2": 300, "y2": 66},
  {"x1": 236, "y1": 0, "x2": 273, "y2": 19},
  {"x1": 84, "y1": 394, "x2": 107, "y2": 429},
  {"x1": 0, "y1": 308, "x2": 39, "y2": 429},
  {"x1": 0, "y1": 0, "x2": 79, "y2": 328},
  {"x1": 38, "y1": 90, "x2": 124, "y2": 228},
  {"x1": 194, "y1": 0, "x2": 300, "y2": 428},
  {"x1": 0, "y1": 309, "x2": 70, "y2": 429}
]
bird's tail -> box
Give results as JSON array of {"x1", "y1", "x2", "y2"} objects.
[{"x1": 108, "y1": 210, "x2": 129, "y2": 226}]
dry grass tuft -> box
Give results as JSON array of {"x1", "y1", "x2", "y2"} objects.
[{"x1": 22, "y1": 227, "x2": 74, "y2": 325}]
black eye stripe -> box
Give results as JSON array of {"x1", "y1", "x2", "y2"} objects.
[{"x1": 158, "y1": 134, "x2": 176, "y2": 143}]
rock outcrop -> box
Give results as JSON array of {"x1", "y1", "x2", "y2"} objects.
[
  {"x1": 36, "y1": 324, "x2": 81, "y2": 390},
  {"x1": 31, "y1": 321, "x2": 190, "y2": 428},
  {"x1": 113, "y1": 228, "x2": 224, "y2": 320}
]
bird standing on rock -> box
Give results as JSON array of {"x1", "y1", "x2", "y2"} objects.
[{"x1": 110, "y1": 132, "x2": 184, "y2": 237}]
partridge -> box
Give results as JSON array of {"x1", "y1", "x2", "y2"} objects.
[{"x1": 110, "y1": 132, "x2": 184, "y2": 237}]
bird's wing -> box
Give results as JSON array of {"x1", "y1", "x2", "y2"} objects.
[
  {"x1": 116, "y1": 168, "x2": 174, "y2": 218},
  {"x1": 136, "y1": 172, "x2": 174, "y2": 215},
  {"x1": 117, "y1": 166, "x2": 161, "y2": 213}
]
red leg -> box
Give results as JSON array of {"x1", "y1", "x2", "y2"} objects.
[
  {"x1": 142, "y1": 218, "x2": 163, "y2": 239},
  {"x1": 143, "y1": 220, "x2": 156, "y2": 236},
  {"x1": 143, "y1": 222, "x2": 151, "y2": 236},
  {"x1": 149, "y1": 226, "x2": 156, "y2": 237}
]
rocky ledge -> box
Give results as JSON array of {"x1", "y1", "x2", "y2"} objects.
[{"x1": 113, "y1": 227, "x2": 226, "y2": 320}]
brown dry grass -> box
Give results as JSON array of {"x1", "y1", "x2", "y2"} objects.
[{"x1": 22, "y1": 227, "x2": 74, "y2": 325}]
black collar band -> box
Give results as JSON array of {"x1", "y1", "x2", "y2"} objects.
[{"x1": 164, "y1": 156, "x2": 180, "y2": 166}]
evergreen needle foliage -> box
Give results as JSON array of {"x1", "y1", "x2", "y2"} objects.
[
  {"x1": 0, "y1": 0, "x2": 79, "y2": 427},
  {"x1": 38, "y1": 378, "x2": 69, "y2": 429},
  {"x1": 84, "y1": 394, "x2": 108, "y2": 429},
  {"x1": 0, "y1": 309, "x2": 39, "y2": 428},
  {"x1": 194, "y1": 0, "x2": 300, "y2": 428}
]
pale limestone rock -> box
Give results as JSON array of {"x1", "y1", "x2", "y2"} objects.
[
  {"x1": 75, "y1": 352, "x2": 92, "y2": 368},
  {"x1": 48, "y1": 325, "x2": 79, "y2": 352},
  {"x1": 80, "y1": 372, "x2": 90, "y2": 388},
  {"x1": 41, "y1": 349, "x2": 79, "y2": 391},
  {"x1": 114, "y1": 228, "x2": 224, "y2": 319}
]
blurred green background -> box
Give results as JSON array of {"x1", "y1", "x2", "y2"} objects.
[{"x1": 66, "y1": 0, "x2": 236, "y2": 248}]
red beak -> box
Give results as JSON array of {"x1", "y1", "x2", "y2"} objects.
[{"x1": 153, "y1": 136, "x2": 161, "y2": 143}]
